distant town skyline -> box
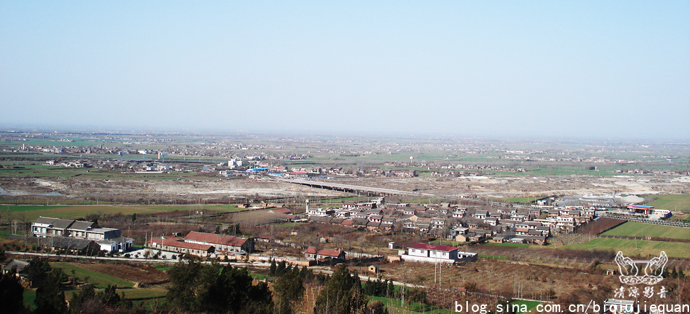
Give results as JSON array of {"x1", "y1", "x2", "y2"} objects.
[{"x1": 1, "y1": 1, "x2": 689, "y2": 139}]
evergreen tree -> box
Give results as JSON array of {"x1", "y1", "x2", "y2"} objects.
[
  {"x1": 314, "y1": 264, "x2": 368, "y2": 314},
  {"x1": 166, "y1": 259, "x2": 204, "y2": 311},
  {"x1": 99, "y1": 285, "x2": 121, "y2": 306},
  {"x1": 678, "y1": 267, "x2": 685, "y2": 278},
  {"x1": 167, "y1": 260, "x2": 273, "y2": 314},
  {"x1": 269, "y1": 259, "x2": 277, "y2": 276},
  {"x1": 27, "y1": 257, "x2": 52, "y2": 288},
  {"x1": 292, "y1": 264, "x2": 300, "y2": 276},
  {"x1": 0, "y1": 272, "x2": 25, "y2": 314},
  {"x1": 69, "y1": 283, "x2": 97, "y2": 311},
  {"x1": 276, "y1": 261, "x2": 286, "y2": 276},
  {"x1": 671, "y1": 267, "x2": 678, "y2": 279},
  {"x1": 34, "y1": 270, "x2": 67, "y2": 314},
  {"x1": 406, "y1": 288, "x2": 427, "y2": 305},
  {"x1": 299, "y1": 266, "x2": 313, "y2": 279},
  {"x1": 273, "y1": 269, "x2": 305, "y2": 314},
  {"x1": 364, "y1": 279, "x2": 372, "y2": 296},
  {"x1": 245, "y1": 281, "x2": 274, "y2": 314}
]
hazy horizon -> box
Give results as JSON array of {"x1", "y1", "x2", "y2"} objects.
[{"x1": 2, "y1": 1, "x2": 689, "y2": 140}]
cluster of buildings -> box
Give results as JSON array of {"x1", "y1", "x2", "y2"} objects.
[
  {"x1": 307, "y1": 199, "x2": 603, "y2": 246},
  {"x1": 146, "y1": 231, "x2": 254, "y2": 258},
  {"x1": 31, "y1": 217, "x2": 133, "y2": 253}
]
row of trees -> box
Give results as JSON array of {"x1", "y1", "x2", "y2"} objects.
[
  {"x1": 166, "y1": 260, "x2": 389, "y2": 314},
  {"x1": 166, "y1": 260, "x2": 273, "y2": 314},
  {"x1": 1, "y1": 256, "x2": 396, "y2": 314},
  {"x1": 1, "y1": 257, "x2": 134, "y2": 314},
  {"x1": 268, "y1": 260, "x2": 318, "y2": 280}
]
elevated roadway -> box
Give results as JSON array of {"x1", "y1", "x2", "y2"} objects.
[{"x1": 273, "y1": 178, "x2": 435, "y2": 197}]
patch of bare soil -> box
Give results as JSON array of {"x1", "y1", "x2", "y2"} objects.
[{"x1": 331, "y1": 175, "x2": 690, "y2": 198}]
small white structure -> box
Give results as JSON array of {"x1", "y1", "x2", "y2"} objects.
[{"x1": 401, "y1": 243, "x2": 477, "y2": 264}]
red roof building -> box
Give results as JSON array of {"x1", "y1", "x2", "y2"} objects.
[
  {"x1": 305, "y1": 247, "x2": 346, "y2": 261},
  {"x1": 184, "y1": 231, "x2": 254, "y2": 253},
  {"x1": 148, "y1": 237, "x2": 214, "y2": 257}
]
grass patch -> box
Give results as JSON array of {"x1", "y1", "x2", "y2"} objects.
[
  {"x1": 51, "y1": 262, "x2": 134, "y2": 289},
  {"x1": 0, "y1": 205, "x2": 66, "y2": 212},
  {"x1": 120, "y1": 287, "x2": 167, "y2": 299},
  {"x1": 561, "y1": 238, "x2": 690, "y2": 259},
  {"x1": 430, "y1": 239, "x2": 463, "y2": 246},
  {"x1": 645, "y1": 195, "x2": 690, "y2": 212},
  {"x1": 64, "y1": 287, "x2": 166, "y2": 300},
  {"x1": 153, "y1": 265, "x2": 172, "y2": 272},
  {"x1": 271, "y1": 222, "x2": 299, "y2": 228},
  {"x1": 250, "y1": 273, "x2": 271, "y2": 281},
  {"x1": 601, "y1": 222, "x2": 690, "y2": 240},
  {"x1": 23, "y1": 290, "x2": 36, "y2": 310}
]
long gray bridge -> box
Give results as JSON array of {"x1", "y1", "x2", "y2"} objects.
[{"x1": 274, "y1": 178, "x2": 435, "y2": 197}]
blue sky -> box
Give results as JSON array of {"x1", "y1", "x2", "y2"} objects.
[{"x1": 1, "y1": 1, "x2": 689, "y2": 139}]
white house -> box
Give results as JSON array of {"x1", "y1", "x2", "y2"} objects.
[
  {"x1": 474, "y1": 210, "x2": 488, "y2": 220},
  {"x1": 400, "y1": 243, "x2": 477, "y2": 264}
]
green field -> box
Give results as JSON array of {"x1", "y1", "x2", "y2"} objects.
[
  {"x1": 51, "y1": 262, "x2": 134, "y2": 288},
  {"x1": 601, "y1": 222, "x2": 690, "y2": 240},
  {"x1": 479, "y1": 254, "x2": 509, "y2": 260},
  {"x1": 21, "y1": 276, "x2": 165, "y2": 310},
  {"x1": 645, "y1": 195, "x2": 690, "y2": 212},
  {"x1": 118, "y1": 287, "x2": 167, "y2": 299},
  {"x1": 561, "y1": 238, "x2": 690, "y2": 259},
  {"x1": 0, "y1": 204, "x2": 245, "y2": 221},
  {"x1": 153, "y1": 265, "x2": 172, "y2": 272},
  {"x1": 0, "y1": 205, "x2": 66, "y2": 212},
  {"x1": 23, "y1": 290, "x2": 36, "y2": 310}
]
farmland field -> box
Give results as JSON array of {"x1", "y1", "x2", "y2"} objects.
[
  {"x1": 601, "y1": 222, "x2": 690, "y2": 240},
  {"x1": 561, "y1": 238, "x2": 690, "y2": 259},
  {"x1": 119, "y1": 287, "x2": 167, "y2": 299},
  {"x1": 645, "y1": 195, "x2": 690, "y2": 212},
  {"x1": 0, "y1": 204, "x2": 246, "y2": 221},
  {"x1": 51, "y1": 262, "x2": 134, "y2": 288},
  {"x1": 23, "y1": 290, "x2": 36, "y2": 310}
]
